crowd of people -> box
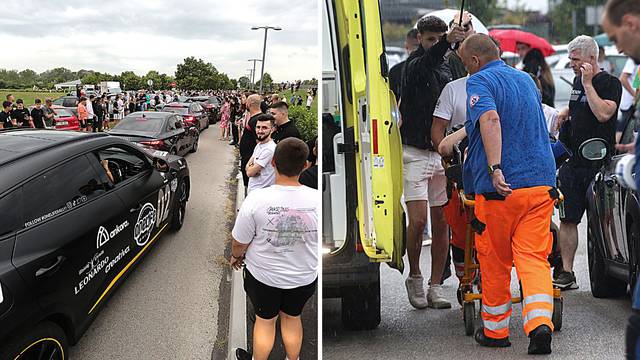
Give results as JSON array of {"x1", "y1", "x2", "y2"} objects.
[{"x1": 387, "y1": 2, "x2": 639, "y2": 355}]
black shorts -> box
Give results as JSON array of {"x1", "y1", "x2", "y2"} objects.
[
  {"x1": 243, "y1": 268, "x2": 316, "y2": 319},
  {"x1": 558, "y1": 162, "x2": 599, "y2": 224}
]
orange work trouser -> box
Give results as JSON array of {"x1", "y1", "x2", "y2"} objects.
[
  {"x1": 474, "y1": 186, "x2": 555, "y2": 339},
  {"x1": 443, "y1": 189, "x2": 469, "y2": 279}
]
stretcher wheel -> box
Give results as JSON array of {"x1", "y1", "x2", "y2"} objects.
[
  {"x1": 552, "y1": 297, "x2": 563, "y2": 331},
  {"x1": 463, "y1": 302, "x2": 475, "y2": 336}
]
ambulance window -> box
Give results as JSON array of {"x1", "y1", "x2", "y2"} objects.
[{"x1": 22, "y1": 155, "x2": 104, "y2": 228}]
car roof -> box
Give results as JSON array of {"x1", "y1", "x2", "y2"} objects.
[
  {"x1": 165, "y1": 102, "x2": 190, "y2": 107},
  {"x1": 0, "y1": 129, "x2": 132, "y2": 195}
]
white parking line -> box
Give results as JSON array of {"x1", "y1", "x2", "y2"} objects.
[{"x1": 227, "y1": 171, "x2": 246, "y2": 360}]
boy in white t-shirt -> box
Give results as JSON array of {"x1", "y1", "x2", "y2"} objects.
[
  {"x1": 231, "y1": 137, "x2": 318, "y2": 360},
  {"x1": 246, "y1": 114, "x2": 277, "y2": 193}
]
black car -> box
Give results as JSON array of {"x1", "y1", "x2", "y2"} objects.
[
  {"x1": 162, "y1": 102, "x2": 209, "y2": 131},
  {"x1": 108, "y1": 111, "x2": 199, "y2": 156},
  {"x1": 187, "y1": 96, "x2": 220, "y2": 124},
  {"x1": 586, "y1": 115, "x2": 640, "y2": 298},
  {"x1": 0, "y1": 129, "x2": 189, "y2": 359}
]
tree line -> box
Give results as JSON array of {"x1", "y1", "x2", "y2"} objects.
[{"x1": 0, "y1": 57, "x2": 238, "y2": 91}]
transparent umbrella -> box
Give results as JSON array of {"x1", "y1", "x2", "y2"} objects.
[{"x1": 417, "y1": 9, "x2": 489, "y2": 34}]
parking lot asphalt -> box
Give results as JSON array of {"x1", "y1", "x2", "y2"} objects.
[{"x1": 323, "y1": 216, "x2": 632, "y2": 359}]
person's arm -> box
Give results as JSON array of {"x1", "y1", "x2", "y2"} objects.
[
  {"x1": 479, "y1": 110, "x2": 511, "y2": 196},
  {"x1": 582, "y1": 63, "x2": 618, "y2": 123},
  {"x1": 431, "y1": 117, "x2": 449, "y2": 150},
  {"x1": 620, "y1": 72, "x2": 635, "y2": 96},
  {"x1": 230, "y1": 240, "x2": 250, "y2": 270},
  {"x1": 411, "y1": 26, "x2": 465, "y2": 69},
  {"x1": 245, "y1": 155, "x2": 262, "y2": 177},
  {"x1": 438, "y1": 127, "x2": 467, "y2": 157}
]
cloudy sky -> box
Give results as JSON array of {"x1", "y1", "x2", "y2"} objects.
[{"x1": 0, "y1": 0, "x2": 318, "y2": 82}]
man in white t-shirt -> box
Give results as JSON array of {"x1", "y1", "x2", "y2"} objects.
[
  {"x1": 618, "y1": 57, "x2": 639, "y2": 141},
  {"x1": 231, "y1": 138, "x2": 318, "y2": 360},
  {"x1": 306, "y1": 94, "x2": 313, "y2": 110},
  {"x1": 246, "y1": 114, "x2": 277, "y2": 192},
  {"x1": 430, "y1": 76, "x2": 468, "y2": 307}
]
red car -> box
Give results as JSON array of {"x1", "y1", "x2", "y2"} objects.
[{"x1": 51, "y1": 105, "x2": 80, "y2": 131}]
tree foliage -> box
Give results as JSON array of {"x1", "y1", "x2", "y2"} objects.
[{"x1": 175, "y1": 56, "x2": 234, "y2": 90}]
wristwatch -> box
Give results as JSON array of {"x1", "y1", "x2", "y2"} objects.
[{"x1": 488, "y1": 164, "x2": 502, "y2": 176}]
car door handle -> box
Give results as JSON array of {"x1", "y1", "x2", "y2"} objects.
[
  {"x1": 130, "y1": 205, "x2": 142, "y2": 213},
  {"x1": 36, "y1": 256, "x2": 66, "y2": 277}
]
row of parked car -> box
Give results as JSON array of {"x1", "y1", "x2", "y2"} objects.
[{"x1": 0, "y1": 94, "x2": 226, "y2": 358}]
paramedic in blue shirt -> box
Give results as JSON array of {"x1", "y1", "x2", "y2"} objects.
[{"x1": 459, "y1": 34, "x2": 557, "y2": 355}]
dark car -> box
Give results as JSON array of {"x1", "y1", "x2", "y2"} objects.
[
  {"x1": 187, "y1": 96, "x2": 220, "y2": 124},
  {"x1": 0, "y1": 129, "x2": 190, "y2": 359},
  {"x1": 52, "y1": 96, "x2": 79, "y2": 118},
  {"x1": 586, "y1": 114, "x2": 640, "y2": 299},
  {"x1": 162, "y1": 102, "x2": 209, "y2": 132},
  {"x1": 108, "y1": 111, "x2": 199, "y2": 156}
]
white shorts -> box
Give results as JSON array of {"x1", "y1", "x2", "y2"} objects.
[{"x1": 402, "y1": 145, "x2": 447, "y2": 206}]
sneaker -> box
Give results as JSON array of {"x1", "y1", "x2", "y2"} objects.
[
  {"x1": 528, "y1": 324, "x2": 552, "y2": 355},
  {"x1": 427, "y1": 284, "x2": 452, "y2": 309},
  {"x1": 553, "y1": 271, "x2": 578, "y2": 290},
  {"x1": 405, "y1": 275, "x2": 428, "y2": 309},
  {"x1": 235, "y1": 348, "x2": 251, "y2": 360},
  {"x1": 474, "y1": 328, "x2": 511, "y2": 348}
]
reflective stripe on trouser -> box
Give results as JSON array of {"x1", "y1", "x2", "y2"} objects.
[{"x1": 475, "y1": 186, "x2": 555, "y2": 338}]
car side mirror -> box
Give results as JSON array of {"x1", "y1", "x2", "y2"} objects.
[
  {"x1": 579, "y1": 138, "x2": 608, "y2": 161},
  {"x1": 153, "y1": 158, "x2": 170, "y2": 172}
]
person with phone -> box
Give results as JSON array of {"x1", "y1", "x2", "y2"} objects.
[{"x1": 553, "y1": 35, "x2": 622, "y2": 290}]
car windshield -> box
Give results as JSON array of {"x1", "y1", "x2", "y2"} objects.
[
  {"x1": 54, "y1": 108, "x2": 73, "y2": 118},
  {"x1": 206, "y1": 98, "x2": 219, "y2": 105},
  {"x1": 114, "y1": 115, "x2": 165, "y2": 132},
  {"x1": 163, "y1": 107, "x2": 189, "y2": 115}
]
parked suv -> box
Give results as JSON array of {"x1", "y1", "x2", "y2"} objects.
[
  {"x1": 0, "y1": 129, "x2": 190, "y2": 359},
  {"x1": 322, "y1": 0, "x2": 405, "y2": 330}
]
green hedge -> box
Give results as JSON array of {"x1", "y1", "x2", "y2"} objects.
[{"x1": 288, "y1": 105, "x2": 317, "y2": 142}]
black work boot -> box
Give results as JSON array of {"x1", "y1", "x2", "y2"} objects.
[
  {"x1": 528, "y1": 324, "x2": 552, "y2": 355},
  {"x1": 474, "y1": 327, "x2": 511, "y2": 348}
]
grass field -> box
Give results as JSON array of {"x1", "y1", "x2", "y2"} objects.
[
  {"x1": 280, "y1": 88, "x2": 317, "y2": 115},
  {"x1": 0, "y1": 91, "x2": 67, "y2": 105}
]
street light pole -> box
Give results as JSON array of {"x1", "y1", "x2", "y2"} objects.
[
  {"x1": 247, "y1": 58, "x2": 262, "y2": 90},
  {"x1": 251, "y1": 25, "x2": 282, "y2": 94}
]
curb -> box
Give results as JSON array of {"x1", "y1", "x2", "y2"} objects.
[{"x1": 227, "y1": 172, "x2": 246, "y2": 360}]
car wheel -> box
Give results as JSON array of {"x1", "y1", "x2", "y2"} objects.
[
  {"x1": 341, "y1": 274, "x2": 381, "y2": 330},
  {"x1": 190, "y1": 135, "x2": 199, "y2": 153},
  {"x1": 0, "y1": 321, "x2": 67, "y2": 360},
  {"x1": 170, "y1": 180, "x2": 187, "y2": 231},
  {"x1": 587, "y1": 224, "x2": 627, "y2": 298}
]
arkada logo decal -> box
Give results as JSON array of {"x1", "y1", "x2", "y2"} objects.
[
  {"x1": 96, "y1": 220, "x2": 129, "y2": 249},
  {"x1": 470, "y1": 95, "x2": 479, "y2": 108},
  {"x1": 134, "y1": 203, "x2": 157, "y2": 246}
]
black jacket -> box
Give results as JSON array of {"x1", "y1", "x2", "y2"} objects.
[{"x1": 399, "y1": 36, "x2": 453, "y2": 150}]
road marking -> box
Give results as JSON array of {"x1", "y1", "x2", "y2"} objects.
[{"x1": 228, "y1": 172, "x2": 247, "y2": 360}]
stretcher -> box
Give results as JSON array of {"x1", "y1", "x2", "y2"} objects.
[{"x1": 442, "y1": 154, "x2": 564, "y2": 336}]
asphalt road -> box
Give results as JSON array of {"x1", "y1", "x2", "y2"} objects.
[
  {"x1": 323, "y1": 216, "x2": 632, "y2": 359},
  {"x1": 70, "y1": 125, "x2": 236, "y2": 359}
]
